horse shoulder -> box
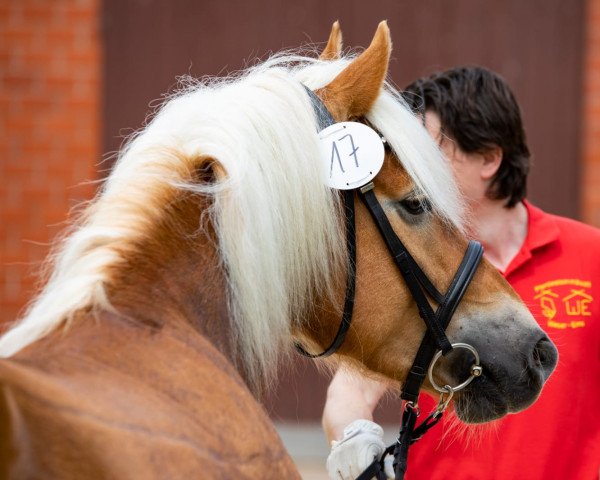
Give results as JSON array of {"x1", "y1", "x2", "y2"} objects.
[{"x1": 0, "y1": 314, "x2": 299, "y2": 479}]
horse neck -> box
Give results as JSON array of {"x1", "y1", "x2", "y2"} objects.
[{"x1": 106, "y1": 191, "x2": 237, "y2": 371}]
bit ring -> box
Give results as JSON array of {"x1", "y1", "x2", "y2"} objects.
[{"x1": 427, "y1": 343, "x2": 482, "y2": 393}]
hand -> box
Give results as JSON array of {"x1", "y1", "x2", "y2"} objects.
[{"x1": 326, "y1": 419, "x2": 390, "y2": 480}]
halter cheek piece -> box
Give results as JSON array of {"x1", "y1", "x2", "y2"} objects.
[{"x1": 296, "y1": 86, "x2": 485, "y2": 480}]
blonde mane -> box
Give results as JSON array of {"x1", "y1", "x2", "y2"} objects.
[{"x1": 0, "y1": 52, "x2": 464, "y2": 387}]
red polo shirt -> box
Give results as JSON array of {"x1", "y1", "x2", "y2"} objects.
[{"x1": 406, "y1": 201, "x2": 600, "y2": 480}]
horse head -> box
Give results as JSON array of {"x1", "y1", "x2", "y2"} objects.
[{"x1": 296, "y1": 22, "x2": 557, "y2": 423}]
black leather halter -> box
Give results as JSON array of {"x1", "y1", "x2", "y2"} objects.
[{"x1": 296, "y1": 87, "x2": 484, "y2": 480}]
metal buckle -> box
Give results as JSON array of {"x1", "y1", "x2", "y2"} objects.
[
  {"x1": 403, "y1": 400, "x2": 421, "y2": 416},
  {"x1": 427, "y1": 342, "x2": 482, "y2": 394},
  {"x1": 434, "y1": 385, "x2": 455, "y2": 416},
  {"x1": 359, "y1": 181, "x2": 374, "y2": 193}
]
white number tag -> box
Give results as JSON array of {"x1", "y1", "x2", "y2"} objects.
[{"x1": 318, "y1": 122, "x2": 385, "y2": 190}]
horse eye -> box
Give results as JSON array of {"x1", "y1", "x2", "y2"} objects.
[{"x1": 400, "y1": 197, "x2": 430, "y2": 216}]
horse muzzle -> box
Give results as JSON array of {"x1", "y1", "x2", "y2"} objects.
[{"x1": 442, "y1": 330, "x2": 558, "y2": 423}]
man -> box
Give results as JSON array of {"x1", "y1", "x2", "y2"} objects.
[{"x1": 323, "y1": 66, "x2": 600, "y2": 480}]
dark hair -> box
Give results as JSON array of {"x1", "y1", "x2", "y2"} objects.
[{"x1": 402, "y1": 66, "x2": 530, "y2": 207}]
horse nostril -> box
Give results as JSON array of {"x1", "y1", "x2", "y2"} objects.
[
  {"x1": 531, "y1": 337, "x2": 558, "y2": 379},
  {"x1": 532, "y1": 345, "x2": 541, "y2": 368}
]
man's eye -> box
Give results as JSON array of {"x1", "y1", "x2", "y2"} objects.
[{"x1": 399, "y1": 197, "x2": 430, "y2": 215}]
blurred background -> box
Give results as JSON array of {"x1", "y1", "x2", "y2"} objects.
[{"x1": 1, "y1": 0, "x2": 599, "y2": 478}]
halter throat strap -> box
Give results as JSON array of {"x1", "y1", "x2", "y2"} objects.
[{"x1": 294, "y1": 86, "x2": 357, "y2": 358}]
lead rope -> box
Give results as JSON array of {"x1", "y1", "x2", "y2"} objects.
[
  {"x1": 356, "y1": 386, "x2": 459, "y2": 480},
  {"x1": 392, "y1": 387, "x2": 453, "y2": 480},
  {"x1": 355, "y1": 390, "x2": 452, "y2": 480}
]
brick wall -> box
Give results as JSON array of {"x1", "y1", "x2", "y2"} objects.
[
  {"x1": 0, "y1": 0, "x2": 100, "y2": 324},
  {"x1": 583, "y1": 0, "x2": 600, "y2": 226}
]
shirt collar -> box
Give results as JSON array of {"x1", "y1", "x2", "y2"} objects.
[{"x1": 503, "y1": 200, "x2": 560, "y2": 277}]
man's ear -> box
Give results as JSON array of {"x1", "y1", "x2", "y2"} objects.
[
  {"x1": 319, "y1": 21, "x2": 343, "y2": 60},
  {"x1": 481, "y1": 146, "x2": 502, "y2": 180}
]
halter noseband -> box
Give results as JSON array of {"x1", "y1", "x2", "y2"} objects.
[{"x1": 296, "y1": 86, "x2": 484, "y2": 480}]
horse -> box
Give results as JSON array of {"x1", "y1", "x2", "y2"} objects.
[{"x1": 0, "y1": 22, "x2": 557, "y2": 479}]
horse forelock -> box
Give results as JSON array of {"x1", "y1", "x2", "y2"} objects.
[
  {"x1": 367, "y1": 89, "x2": 466, "y2": 232},
  {"x1": 290, "y1": 56, "x2": 465, "y2": 230},
  {"x1": 0, "y1": 52, "x2": 464, "y2": 392}
]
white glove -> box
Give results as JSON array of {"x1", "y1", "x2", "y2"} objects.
[{"x1": 326, "y1": 419, "x2": 394, "y2": 480}]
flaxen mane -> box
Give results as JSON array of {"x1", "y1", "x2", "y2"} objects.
[{"x1": 0, "y1": 53, "x2": 464, "y2": 390}]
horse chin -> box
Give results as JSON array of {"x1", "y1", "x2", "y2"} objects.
[
  {"x1": 453, "y1": 377, "x2": 510, "y2": 424},
  {"x1": 454, "y1": 374, "x2": 546, "y2": 424}
]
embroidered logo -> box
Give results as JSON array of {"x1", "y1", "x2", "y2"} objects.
[{"x1": 533, "y1": 279, "x2": 592, "y2": 329}]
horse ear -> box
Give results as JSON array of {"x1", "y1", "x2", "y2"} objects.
[
  {"x1": 319, "y1": 21, "x2": 343, "y2": 60},
  {"x1": 194, "y1": 155, "x2": 227, "y2": 184},
  {"x1": 317, "y1": 21, "x2": 391, "y2": 120}
]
